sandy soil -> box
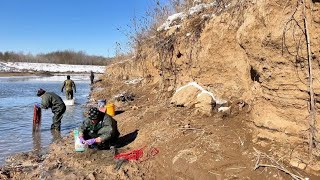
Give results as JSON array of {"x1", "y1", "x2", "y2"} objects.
[
  {"x1": 2, "y1": 1, "x2": 320, "y2": 179},
  {"x1": 0, "y1": 77, "x2": 317, "y2": 180}
]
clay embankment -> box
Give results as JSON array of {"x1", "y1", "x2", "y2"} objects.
[
  {"x1": 107, "y1": 0, "x2": 320, "y2": 174},
  {"x1": 2, "y1": 75, "x2": 315, "y2": 179},
  {"x1": 1, "y1": 0, "x2": 320, "y2": 179}
]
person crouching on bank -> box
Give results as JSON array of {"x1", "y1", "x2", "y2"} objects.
[{"x1": 78, "y1": 107, "x2": 120, "y2": 150}]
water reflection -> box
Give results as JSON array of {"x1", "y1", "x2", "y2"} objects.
[
  {"x1": 32, "y1": 124, "x2": 41, "y2": 132},
  {"x1": 51, "y1": 130, "x2": 62, "y2": 143},
  {"x1": 32, "y1": 130, "x2": 41, "y2": 154},
  {"x1": 0, "y1": 75, "x2": 90, "y2": 165}
]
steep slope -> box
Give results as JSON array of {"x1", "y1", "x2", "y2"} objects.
[
  {"x1": 107, "y1": 0, "x2": 320, "y2": 174},
  {"x1": 3, "y1": 1, "x2": 320, "y2": 179}
]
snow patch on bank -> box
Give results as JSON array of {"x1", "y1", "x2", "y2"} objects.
[
  {"x1": 0, "y1": 61, "x2": 105, "y2": 73},
  {"x1": 157, "y1": 2, "x2": 216, "y2": 32}
]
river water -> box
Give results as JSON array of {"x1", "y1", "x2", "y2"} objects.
[{"x1": 0, "y1": 75, "x2": 91, "y2": 165}]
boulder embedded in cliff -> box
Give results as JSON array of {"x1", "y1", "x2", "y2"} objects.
[
  {"x1": 195, "y1": 92, "x2": 215, "y2": 116},
  {"x1": 171, "y1": 85, "x2": 201, "y2": 107},
  {"x1": 171, "y1": 82, "x2": 225, "y2": 116}
]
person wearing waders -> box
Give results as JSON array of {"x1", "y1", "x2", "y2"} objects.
[
  {"x1": 36, "y1": 88, "x2": 66, "y2": 131},
  {"x1": 78, "y1": 107, "x2": 120, "y2": 153},
  {"x1": 90, "y1": 71, "x2": 94, "y2": 85},
  {"x1": 61, "y1": 75, "x2": 76, "y2": 100}
]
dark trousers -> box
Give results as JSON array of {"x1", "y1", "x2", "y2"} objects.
[
  {"x1": 51, "y1": 106, "x2": 66, "y2": 131},
  {"x1": 66, "y1": 90, "x2": 73, "y2": 100}
]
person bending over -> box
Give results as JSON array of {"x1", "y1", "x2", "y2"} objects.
[
  {"x1": 78, "y1": 107, "x2": 120, "y2": 150},
  {"x1": 36, "y1": 88, "x2": 66, "y2": 131}
]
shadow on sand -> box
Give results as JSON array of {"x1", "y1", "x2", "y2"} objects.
[
  {"x1": 115, "y1": 110, "x2": 125, "y2": 116},
  {"x1": 115, "y1": 129, "x2": 139, "y2": 148}
]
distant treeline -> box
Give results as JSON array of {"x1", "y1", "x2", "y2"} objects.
[{"x1": 0, "y1": 50, "x2": 114, "y2": 65}]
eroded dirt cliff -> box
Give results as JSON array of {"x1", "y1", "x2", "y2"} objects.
[
  {"x1": 2, "y1": 0, "x2": 320, "y2": 179},
  {"x1": 107, "y1": 0, "x2": 320, "y2": 174}
]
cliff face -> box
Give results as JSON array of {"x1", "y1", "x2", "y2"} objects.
[
  {"x1": 233, "y1": 0, "x2": 320, "y2": 160},
  {"x1": 107, "y1": 0, "x2": 320, "y2": 170}
]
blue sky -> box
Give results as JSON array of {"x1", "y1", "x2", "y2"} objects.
[{"x1": 0, "y1": 0, "x2": 168, "y2": 57}]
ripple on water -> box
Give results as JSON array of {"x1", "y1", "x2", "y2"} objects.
[{"x1": 0, "y1": 75, "x2": 91, "y2": 165}]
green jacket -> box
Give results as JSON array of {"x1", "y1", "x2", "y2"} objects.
[
  {"x1": 62, "y1": 79, "x2": 76, "y2": 92},
  {"x1": 40, "y1": 92, "x2": 66, "y2": 113},
  {"x1": 79, "y1": 114, "x2": 119, "y2": 142}
]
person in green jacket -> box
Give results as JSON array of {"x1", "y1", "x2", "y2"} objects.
[
  {"x1": 36, "y1": 88, "x2": 66, "y2": 131},
  {"x1": 78, "y1": 107, "x2": 120, "y2": 150},
  {"x1": 61, "y1": 75, "x2": 76, "y2": 100}
]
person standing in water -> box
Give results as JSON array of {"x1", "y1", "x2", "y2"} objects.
[
  {"x1": 90, "y1": 71, "x2": 94, "y2": 85},
  {"x1": 61, "y1": 75, "x2": 76, "y2": 100},
  {"x1": 36, "y1": 88, "x2": 66, "y2": 131}
]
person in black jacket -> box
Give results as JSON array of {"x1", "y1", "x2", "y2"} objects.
[{"x1": 90, "y1": 71, "x2": 95, "y2": 85}]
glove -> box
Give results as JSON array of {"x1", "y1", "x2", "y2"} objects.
[
  {"x1": 35, "y1": 103, "x2": 40, "y2": 108},
  {"x1": 79, "y1": 137, "x2": 85, "y2": 144},
  {"x1": 85, "y1": 138, "x2": 96, "y2": 145}
]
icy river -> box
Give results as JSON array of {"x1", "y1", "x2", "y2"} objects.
[{"x1": 0, "y1": 75, "x2": 91, "y2": 165}]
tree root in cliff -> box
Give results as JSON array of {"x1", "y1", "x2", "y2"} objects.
[{"x1": 253, "y1": 147, "x2": 306, "y2": 180}]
